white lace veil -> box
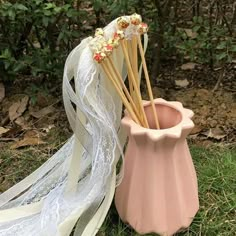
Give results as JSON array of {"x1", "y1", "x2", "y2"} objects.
[{"x1": 0, "y1": 17, "x2": 148, "y2": 236}]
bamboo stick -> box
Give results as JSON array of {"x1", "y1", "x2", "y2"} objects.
[
  {"x1": 131, "y1": 36, "x2": 139, "y2": 85},
  {"x1": 101, "y1": 62, "x2": 141, "y2": 125},
  {"x1": 127, "y1": 40, "x2": 134, "y2": 98},
  {"x1": 128, "y1": 38, "x2": 145, "y2": 124},
  {"x1": 106, "y1": 58, "x2": 143, "y2": 125},
  {"x1": 124, "y1": 40, "x2": 134, "y2": 99},
  {"x1": 130, "y1": 35, "x2": 144, "y2": 124},
  {"x1": 137, "y1": 35, "x2": 160, "y2": 129},
  {"x1": 120, "y1": 40, "x2": 149, "y2": 128}
]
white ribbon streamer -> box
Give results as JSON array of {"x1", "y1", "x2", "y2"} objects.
[{"x1": 0, "y1": 16, "x2": 148, "y2": 236}]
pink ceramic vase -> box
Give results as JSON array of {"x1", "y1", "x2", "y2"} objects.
[{"x1": 115, "y1": 98, "x2": 199, "y2": 236}]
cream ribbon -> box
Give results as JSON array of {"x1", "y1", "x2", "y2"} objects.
[{"x1": 0, "y1": 30, "x2": 148, "y2": 236}]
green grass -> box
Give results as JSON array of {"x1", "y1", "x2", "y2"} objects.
[
  {"x1": 0, "y1": 127, "x2": 69, "y2": 192},
  {"x1": 0, "y1": 143, "x2": 235, "y2": 235},
  {"x1": 99, "y1": 146, "x2": 236, "y2": 236},
  {"x1": 0, "y1": 146, "x2": 49, "y2": 192}
]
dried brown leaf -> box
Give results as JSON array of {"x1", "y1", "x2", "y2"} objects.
[
  {"x1": 175, "y1": 79, "x2": 189, "y2": 87},
  {"x1": 15, "y1": 117, "x2": 29, "y2": 129},
  {"x1": 203, "y1": 128, "x2": 226, "y2": 140},
  {"x1": 10, "y1": 131, "x2": 45, "y2": 149},
  {"x1": 9, "y1": 96, "x2": 29, "y2": 121},
  {"x1": 0, "y1": 127, "x2": 9, "y2": 136},
  {"x1": 181, "y1": 62, "x2": 198, "y2": 70},
  {"x1": 24, "y1": 130, "x2": 38, "y2": 138},
  {"x1": 190, "y1": 125, "x2": 203, "y2": 135},
  {"x1": 1, "y1": 126, "x2": 22, "y2": 138},
  {"x1": 30, "y1": 106, "x2": 55, "y2": 119}
]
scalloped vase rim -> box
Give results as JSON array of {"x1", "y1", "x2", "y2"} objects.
[{"x1": 122, "y1": 98, "x2": 194, "y2": 141}]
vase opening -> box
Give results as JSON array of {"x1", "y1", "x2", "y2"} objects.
[{"x1": 144, "y1": 103, "x2": 182, "y2": 130}]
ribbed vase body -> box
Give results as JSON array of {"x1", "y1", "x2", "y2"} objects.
[{"x1": 115, "y1": 99, "x2": 199, "y2": 236}]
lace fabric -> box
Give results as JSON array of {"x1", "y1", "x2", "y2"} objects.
[{"x1": 0, "y1": 16, "x2": 147, "y2": 236}]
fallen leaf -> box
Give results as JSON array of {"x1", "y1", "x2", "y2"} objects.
[
  {"x1": 15, "y1": 116, "x2": 29, "y2": 129},
  {"x1": 0, "y1": 83, "x2": 5, "y2": 102},
  {"x1": 190, "y1": 125, "x2": 203, "y2": 135},
  {"x1": 0, "y1": 127, "x2": 9, "y2": 136},
  {"x1": 181, "y1": 62, "x2": 198, "y2": 70},
  {"x1": 9, "y1": 96, "x2": 29, "y2": 121},
  {"x1": 1, "y1": 125, "x2": 22, "y2": 138},
  {"x1": 10, "y1": 131, "x2": 45, "y2": 149},
  {"x1": 202, "y1": 128, "x2": 226, "y2": 140},
  {"x1": 30, "y1": 105, "x2": 55, "y2": 119},
  {"x1": 175, "y1": 79, "x2": 189, "y2": 87},
  {"x1": 184, "y1": 28, "x2": 197, "y2": 39},
  {"x1": 24, "y1": 130, "x2": 38, "y2": 138}
]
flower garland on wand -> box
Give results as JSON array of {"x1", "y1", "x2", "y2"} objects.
[{"x1": 90, "y1": 13, "x2": 160, "y2": 129}]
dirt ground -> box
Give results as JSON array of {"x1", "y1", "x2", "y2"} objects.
[
  {"x1": 0, "y1": 63, "x2": 235, "y2": 192},
  {"x1": 150, "y1": 63, "x2": 236, "y2": 146},
  {"x1": 0, "y1": 63, "x2": 236, "y2": 151}
]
